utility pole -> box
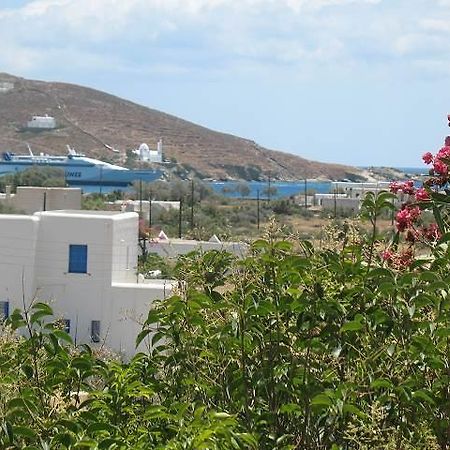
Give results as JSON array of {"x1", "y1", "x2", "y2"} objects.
[
  {"x1": 257, "y1": 189, "x2": 260, "y2": 230},
  {"x1": 304, "y1": 179, "x2": 308, "y2": 209},
  {"x1": 334, "y1": 189, "x2": 337, "y2": 219},
  {"x1": 178, "y1": 197, "x2": 183, "y2": 238},
  {"x1": 139, "y1": 179, "x2": 143, "y2": 218},
  {"x1": 99, "y1": 166, "x2": 103, "y2": 195},
  {"x1": 268, "y1": 173, "x2": 271, "y2": 203},
  {"x1": 148, "y1": 190, "x2": 152, "y2": 236},
  {"x1": 190, "y1": 178, "x2": 194, "y2": 230}
]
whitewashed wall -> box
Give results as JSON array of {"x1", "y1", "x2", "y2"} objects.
[{"x1": 0, "y1": 210, "x2": 173, "y2": 358}]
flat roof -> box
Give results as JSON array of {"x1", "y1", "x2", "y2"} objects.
[{"x1": 34, "y1": 210, "x2": 138, "y2": 219}]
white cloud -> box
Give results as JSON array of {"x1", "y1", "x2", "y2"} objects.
[{"x1": 0, "y1": 0, "x2": 450, "y2": 81}]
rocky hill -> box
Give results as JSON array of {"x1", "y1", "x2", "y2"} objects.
[{"x1": 0, "y1": 73, "x2": 366, "y2": 181}]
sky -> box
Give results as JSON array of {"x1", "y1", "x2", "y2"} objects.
[{"x1": 1, "y1": 0, "x2": 450, "y2": 167}]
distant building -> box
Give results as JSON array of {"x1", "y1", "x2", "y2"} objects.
[
  {"x1": 315, "y1": 181, "x2": 402, "y2": 214},
  {"x1": 0, "y1": 210, "x2": 173, "y2": 358},
  {"x1": 0, "y1": 81, "x2": 14, "y2": 93},
  {"x1": 27, "y1": 115, "x2": 56, "y2": 129},
  {"x1": 146, "y1": 235, "x2": 248, "y2": 259},
  {"x1": 119, "y1": 199, "x2": 180, "y2": 216},
  {"x1": 133, "y1": 139, "x2": 163, "y2": 163},
  {"x1": 330, "y1": 181, "x2": 392, "y2": 199}
]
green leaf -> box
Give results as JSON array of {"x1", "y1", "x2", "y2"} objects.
[
  {"x1": 21, "y1": 364, "x2": 34, "y2": 379},
  {"x1": 427, "y1": 281, "x2": 448, "y2": 291},
  {"x1": 432, "y1": 204, "x2": 446, "y2": 234},
  {"x1": 52, "y1": 330, "x2": 73, "y2": 344},
  {"x1": 311, "y1": 393, "x2": 332, "y2": 407},
  {"x1": 252, "y1": 239, "x2": 269, "y2": 250},
  {"x1": 30, "y1": 310, "x2": 50, "y2": 324},
  {"x1": 98, "y1": 438, "x2": 125, "y2": 449},
  {"x1": 436, "y1": 327, "x2": 450, "y2": 338},
  {"x1": 367, "y1": 267, "x2": 394, "y2": 281},
  {"x1": 32, "y1": 302, "x2": 53, "y2": 315},
  {"x1": 71, "y1": 357, "x2": 92, "y2": 371},
  {"x1": 341, "y1": 320, "x2": 364, "y2": 332},
  {"x1": 412, "y1": 390, "x2": 435, "y2": 405},
  {"x1": 378, "y1": 282, "x2": 396, "y2": 295},
  {"x1": 12, "y1": 425, "x2": 37, "y2": 439},
  {"x1": 53, "y1": 432, "x2": 76, "y2": 448},
  {"x1": 136, "y1": 329, "x2": 151, "y2": 347},
  {"x1": 342, "y1": 404, "x2": 366, "y2": 418},
  {"x1": 274, "y1": 241, "x2": 292, "y2": 251},
  {"x1": 370, "y1": 379, "x2": 393, "y2": 389},
  {"x1": 279, "y1": 403, "x2": 302, "y2": 414},
  {"x1": 86, "y1": 422, "x2": 114, "y2": 434},
  {"x1": 73, "y1": 439, "x2": 98, "y2": 448}
]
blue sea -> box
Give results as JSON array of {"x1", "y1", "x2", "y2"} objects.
[
  {"x1": 79, "y1": 167, "x2": 425, "y2": 198},
  {"x1": 208, "y1": 180, "x2": 331, "y2": 199}
]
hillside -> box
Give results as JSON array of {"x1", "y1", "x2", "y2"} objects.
[{"x1": 0, "y1": 73, "x2": 366, "y2": 181}]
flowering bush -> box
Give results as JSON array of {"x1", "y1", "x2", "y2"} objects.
[{"x1": 380, "y1": 133, "x2": 450, "y2": 268}]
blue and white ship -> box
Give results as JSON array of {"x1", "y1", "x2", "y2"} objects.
[{"x1": 0, "y1": 146, "x2": 163, "y2": 187}]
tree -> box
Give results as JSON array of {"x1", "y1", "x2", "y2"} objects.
[{"x1": 235, "y1": 182, "x2": 250, "y2": 198}]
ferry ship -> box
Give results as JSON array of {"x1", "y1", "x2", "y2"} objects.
[{"x1": 0, "y1": 146, "x2": 163, "y2": 187}]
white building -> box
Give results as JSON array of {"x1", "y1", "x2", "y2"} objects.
[
  {"x1": 27, "y1": 115, "x2": 56, "y2": 129},
  {"x1": 314, "y1": 194, "x2": 360, "y2": 213},
  {"x1": 118, "y1": 199, "x2": 180, "y2": 217},
  {"x1": 132, "y1": 140, "x2": 163, "y2": 163},
  {"x1": 0, "y1": 186, "x2": 81, "y2": 214},
  {"x1": 331, "y1": 181, "x2": 392, "y2": 199},
  {"x1": 0, "y1": 210, "x2": 173, "y2": 358},
  {"x1": 146, "y1": 235, "x2": 248, "y2": 259},
  {"x1": 315, "y1": 181, "x2": 403, "y2": 214},
  {"x1": 0, "y1": 81, "x2": 14, "y2": 93}
]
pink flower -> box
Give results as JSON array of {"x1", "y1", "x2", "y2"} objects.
[
  {"x1": 402, "y1": 180, "x2": 415, "y2": 195},
  {"x1": 420, "y1": 223, "x2": 441, "y2": 242},
  {"x1": 397, "y1": 249, "x2": 413, "y2": 269},
  {"x1": 395, "y1": 206, "x2": 421, "y2": 232},
  {"x1": 433, "y1": 160, "x2": 448, "y2": 176},
  {"x1": 408, "y1": 206, "x2": 421, "y2": 221},
  {"x1": 389, "y1": 181, "x2": 401, "y2": 193},
  {"x1": 395, "y1": 209, "x2": 410, "y2": 232},
  {"x1": 422, "y1": 152, "x2": 433, "y2": 164},
  {"x1": 415, "y1": 187, "x2": 430, "y2": 201},
  {"x1": 383, "y1": 249, "x2": 414, "y2": 270},
  {"x1": 389, "y1": 180, "x2": 416, "y2": 195}
]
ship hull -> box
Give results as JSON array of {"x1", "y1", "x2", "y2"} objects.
[{"x1": 0, "y1": 155, "x2": 163, "y2": 187}]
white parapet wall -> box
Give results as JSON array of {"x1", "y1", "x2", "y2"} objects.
[
  {"x1": 0, "y1": 187, "x2": 82, "y2": 214},
  {"x1": 0, "y1": 210, "x2": 174, "y2": 358},
  {"x1": 146, "y1": 237, "x2": 248, "y2": 259}
]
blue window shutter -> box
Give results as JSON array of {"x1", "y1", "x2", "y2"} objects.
[
  {"x1": 91, "y1": 320, "x2": 101, "y2": 343},
  {"x1": 0, "y1": 301, "x2": 9, "y2": 319},
  {"x1": 64, "y1": 319, "x2": 71, "y2": 334},
  {"x1": 68, "y1": 244, "x2": 88, "y2": 273}
]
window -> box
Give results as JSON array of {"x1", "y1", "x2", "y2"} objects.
[
  {"x1": 64, "y1": 319, "x2": 71, "y2": 334},
  {"x1": 91, "y1": 320, "x2": 101, "y2": 343},
  {"x1": 0, "y1": 301, "x2": 9, "y2": 319},
  {"x1": 68, "y1": 244, "x2": 88, "y2": 273}
]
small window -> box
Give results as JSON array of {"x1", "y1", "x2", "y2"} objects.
[
  {"x1": 68, "y1": 244, "x2": 88, "y2": 273},
  {"x1": 0, "y1": 301, "x2": 9, "y2": 319},
  {"x1": 91, "y1": 320, "x2": 100, "y2": 343},
  {"x1": 64, "y1": 319, "x2": 71, "y2": 334}
]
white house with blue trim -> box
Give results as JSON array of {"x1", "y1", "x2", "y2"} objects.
[{"x1": 0, "y1": 210, "x2": 173, "y2": 358}]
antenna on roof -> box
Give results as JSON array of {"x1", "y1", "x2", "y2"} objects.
[{"x1": 67, "y1": 145, "x2": 77, "y2": 156}]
